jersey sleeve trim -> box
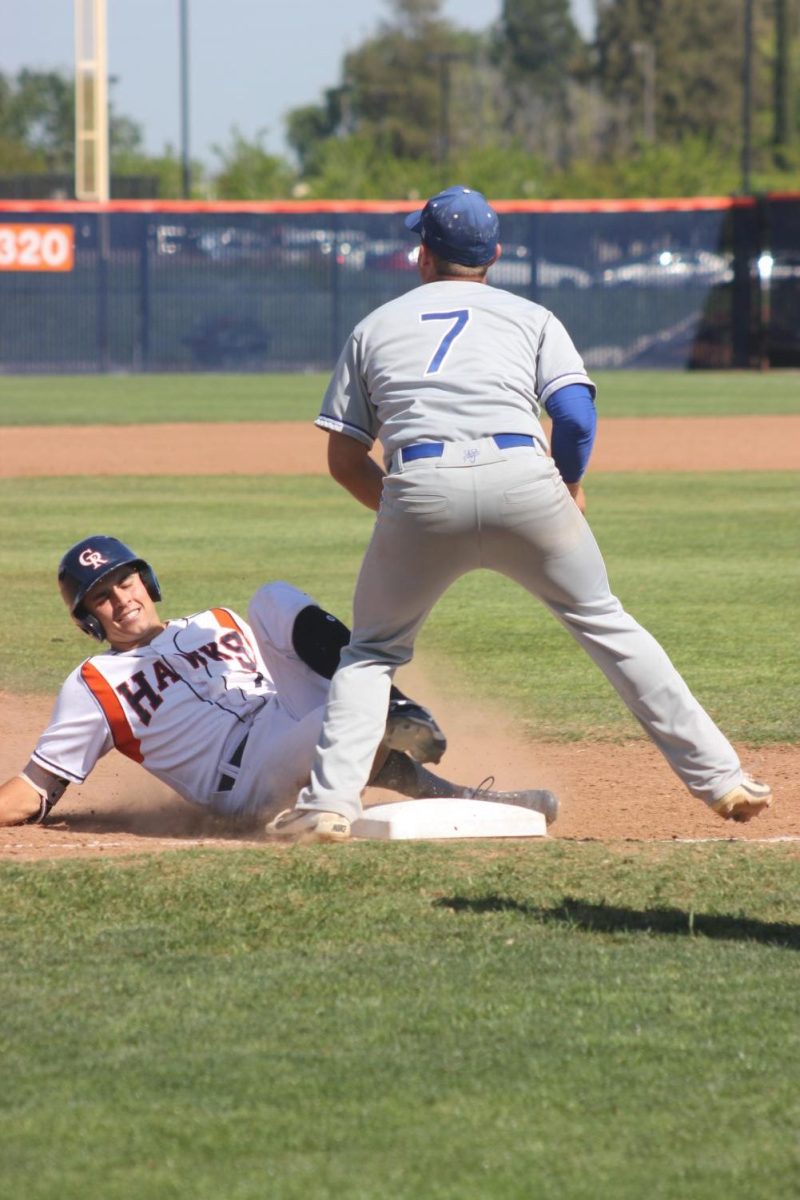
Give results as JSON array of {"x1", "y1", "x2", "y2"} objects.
[
  {"x1": 29, "y1": 750, "x2": 87, "y2": 785},
  {"x1": 212, "y1": 606, "x2": 246, "y2": 634},
  {"x1": 314, "y1": 415, "x2": 374, "y2": 447},
  {"x1": 80, "y1": 661, "x2": 144, "y2": 763},
  {"x1": 539, "y1": 372, "x2": 596, "y2": 406}
]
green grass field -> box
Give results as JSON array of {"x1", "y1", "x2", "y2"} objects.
[
  {"x1": 1, "y1": 372, "x2": 798, "y2": 1199},
  {"x1": 1, "y1": 471, "x2": 797, "y2": 744},
  {"x1": 1, "y1": 367, "x2": 799, "y2": 423},
  {"x1": 2, "y1": 844, "x2": 799, "y2": 1200}
]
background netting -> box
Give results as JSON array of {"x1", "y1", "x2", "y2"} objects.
[{"x1": 0, "y1": 197, "x2": 796, "y2": 373}]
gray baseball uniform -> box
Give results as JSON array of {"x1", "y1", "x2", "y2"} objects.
[{"x1": 298, "y1": 280, "x2": 743, "y2": 822}]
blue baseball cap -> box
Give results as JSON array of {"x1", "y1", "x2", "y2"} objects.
[{"x1": 405, "y1": 185, "x2": 500, "y2": 267}]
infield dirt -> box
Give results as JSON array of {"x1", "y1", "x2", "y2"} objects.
[{"x1": 1, "y1": 416, "x2": 797, "y2": 859}]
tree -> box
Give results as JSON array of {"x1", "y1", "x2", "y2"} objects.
[
  {"x1": 491, "y1": 0, "x2": 587, "y2": 165},
  {"x1": 0, "y1": 69, "x2": 74, "y2": 172},
  {"x1": 299, "y1": 131, "x2": 441, "y2": 199},
  {"x1": 497, "y1": 0, "x2": 582, "y2": 99},
  {"x1": 211, "y1": 129, "x2": 296, "y2": 199},
  {"x1": 285, "y1": 0, "x2": 492, "y2": 188},
  {"x1": 286, "y1": 88, "x2": 348, "y2": 173},
  {"x1": 772, "y1": 0, "x2": 798, "y2": 166},
  {"x1": 592, "y1": 0, "x2": 774, "y2": 157},
  {"x1": 0, "y1": 68, "x2": 160, "y2": 177},
  {"x1": 545, "y1": 134, "x2": 741, "y2": 198},
  {"x1": 0, "y1": 135, "x2": 44, "y2": 173}
]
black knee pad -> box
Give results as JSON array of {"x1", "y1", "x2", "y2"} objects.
[{"x1": 291, "y1": 605, "x2": 350, "y2": 680}]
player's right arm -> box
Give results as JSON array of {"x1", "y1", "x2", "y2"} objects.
[
  {"x1": 327, "y1": 430, "x2": 385, "y2": 511},
  {"x1": 0, "y1": 765, "x2": 68, "y2": 825},
  {"x1": 315, "y1": 327, "x2": 384, "y2": 512},
  {"x1": 0, "y1": 775, "x2": 45, "y2": 825},
  {"x1": 1, "y1": 666, "x2": 114, "y2": 826}
]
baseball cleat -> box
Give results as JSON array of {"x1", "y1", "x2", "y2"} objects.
[
  {"x1": 500, "y1": 788, "x2": 560, "y2": 827},
  {"x1": 468, "y1": 777, "x2": 560, "y2": 826},
  {"x1": 710, "y1": 774, "x2": 772, "y2": 823},
  {"x1": 384, "y1": 699, "x2": 447, "y2": 765},
  {"x1": 266, "y1": 807, "x2": 351, "y2": 843}
]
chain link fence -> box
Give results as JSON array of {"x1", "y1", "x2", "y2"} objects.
[{"x1": 0, "y1": 196, "x2": 796, "y2": 373}]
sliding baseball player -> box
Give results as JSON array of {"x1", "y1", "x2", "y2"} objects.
[{"x1": 0, "y1": 534, "x2": 559, "y2": 829}]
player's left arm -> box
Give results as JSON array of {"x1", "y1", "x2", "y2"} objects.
[
  {"x1": 544, "y1": 384, "x2": 597, "y2": 514},
  {"x1": 327, "y1": 430, "x2": 385, "y2": 511}
]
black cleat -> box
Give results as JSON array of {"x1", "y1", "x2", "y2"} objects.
[
  {"x1": 468, "y1": 776, "x2": 560, "y2": 826},
  {"x1": 384, "y1": 699, "x2": 447, "y2": 765}
]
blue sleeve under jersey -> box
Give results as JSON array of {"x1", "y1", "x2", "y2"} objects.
[{"x1": 544, "y1": 383, "x2": 597, "y2": 483}]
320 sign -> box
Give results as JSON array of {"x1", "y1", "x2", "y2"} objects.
[{"x1": 0, "y1": 225, "x2": 75, "y2": 271}]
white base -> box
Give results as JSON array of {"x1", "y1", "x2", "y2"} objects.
[{"x1": 352, "y1": 797, "x2": 547, "y2": 841}]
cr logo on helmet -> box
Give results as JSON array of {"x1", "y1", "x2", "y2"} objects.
[{"x1": 78, "y1": 548, "x2": 110, "y2": 570}]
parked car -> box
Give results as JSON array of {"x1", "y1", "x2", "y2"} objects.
[
  {"x1": 153, "y1": 224, "x2": 273, "y2": 262},
  {"x1": 758, "y1": 250, "x2": 800, "y2": 282},
  {"x1": 599, "y1": 249, "x2": 733, "y2": 287},
  {"x1": 536, "y1": 258, "x2": 593, "y2": 289},
  {"x1": 488, "y1": 244, "x2": 593, "y2": 289},
  {"x1": 273, "y1": 227, "x2": 367, "y2": 270},
  {"x1": 364, "y1": 238, "x2": 419, "y2": 272},
  {"x1": 154, "y1": 223, "x2": 200, "y2": 257},
  {"x1": 194, "y1": 227, "x2": 273, "y2": 262}
]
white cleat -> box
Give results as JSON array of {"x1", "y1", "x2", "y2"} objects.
[
  {"x1": 711, "y1": 774, "x2": 772, "y2": 823},
  {"x1": 266, "y1": 808, "x2": 351, "y2": 843}
]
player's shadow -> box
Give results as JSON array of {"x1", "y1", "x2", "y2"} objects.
[{"x1": 433, "y1": 895, "x2": 800, "y2": 950}]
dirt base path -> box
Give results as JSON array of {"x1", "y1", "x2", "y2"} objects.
[
  {"x1": 3, "y1": 413, "x2": 800, "y2": 477},
  {"x1": 1, "y1": 682, "x2": 797, "y2": 862},
  {"x1": 1, "y1": 414, "x2": 797, "y2": 860}
]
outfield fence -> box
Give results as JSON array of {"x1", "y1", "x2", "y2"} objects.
[{"x1": 0, "y1": 194, "x2": 797, "y2": 374}]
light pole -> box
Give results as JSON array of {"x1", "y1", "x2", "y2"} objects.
[
  {"x1": 74, "y1": 0, "x2": 109, "y2": 201},
  {"x1": 179, "y1": 0, "x2": 191, "y2": 198}
]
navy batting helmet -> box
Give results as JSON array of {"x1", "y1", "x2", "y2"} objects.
[{"x1": 58, "y1": 535, "x2": 162, "y2": 641}]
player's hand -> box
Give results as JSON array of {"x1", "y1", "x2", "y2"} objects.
[{"x1": 566, "y1": 481, "x2": 586, "y2": 514}]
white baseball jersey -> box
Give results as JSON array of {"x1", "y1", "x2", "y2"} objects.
[
  {"x1": 315, "y1": 280, "x2": 594, "y2": 461},
  {"x1": 31, "y1": 583, "x2": 331, "y2": 817}
]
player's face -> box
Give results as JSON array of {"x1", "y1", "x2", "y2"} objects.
[{"x1": 84, "y1": 568, "x2": 164, "y2": 650}]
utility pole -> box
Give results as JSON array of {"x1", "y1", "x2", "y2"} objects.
[
  {"x1": 773, "y1": 0, "x2": 793, "y2": 165},
  {"x1": 428, "y1": 52, "x2": 467, "y2": 188},
  {"x1": 179, "y1": 0, "x2": 191, "y2": 198},
  {"x1": 741, "y1": 0, "x2": 754, "y2": 194},
  {"x1": 632, "y1": 41, "x2": 656, "y2": 143}
]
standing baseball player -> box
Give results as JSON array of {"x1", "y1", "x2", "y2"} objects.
[
  {"x1": 268, "y1": 184, "x2": 772, "y2": 842},
  {"x1": 0, "y1": 534, "x2": 558, "y2": 828}
]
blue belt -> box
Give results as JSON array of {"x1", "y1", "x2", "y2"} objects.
[{"x1": 400, "y1": 434, "x2": 535, "y2": 464}]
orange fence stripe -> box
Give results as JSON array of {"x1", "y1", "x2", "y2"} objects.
[{"x1": 0, "y1": 195, "x2": 788, "y2": 217}]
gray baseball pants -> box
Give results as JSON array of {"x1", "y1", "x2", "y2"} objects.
[{"x1": 298, "y1": 440, "x2": 742, "y2": 820}]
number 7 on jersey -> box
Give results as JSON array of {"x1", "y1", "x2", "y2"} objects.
[{"x1": 420, "y1": 309, "x2": 470, "y2": 375}]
